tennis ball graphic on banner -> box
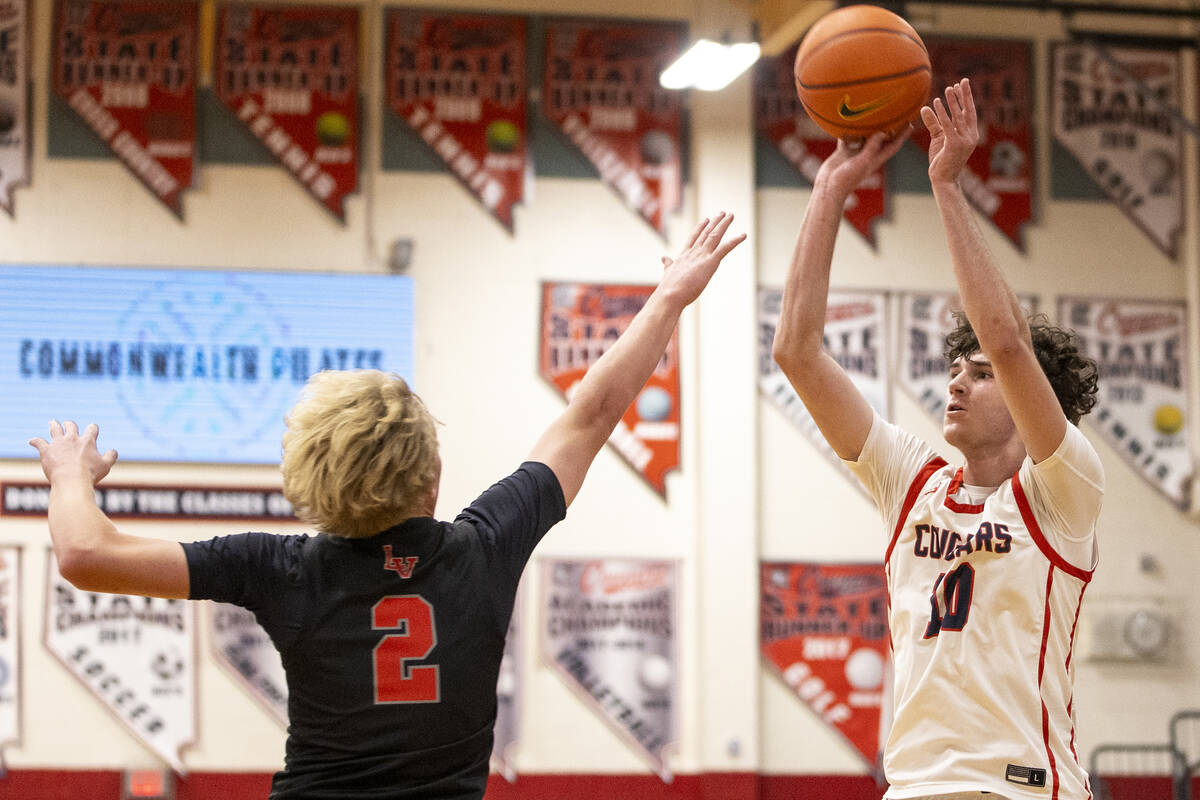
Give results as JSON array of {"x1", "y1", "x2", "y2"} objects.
[
  {"x1": 639, "y1": 654, "x2": 672, "y2": 692},
  {"x1": 316, "y1": 112, "x2": 350, "y2": 146},
  {"x1": 486, "y1": 120, "x2": 520, "y2": 153},
  {"x1": 845, "y1": 648, "x2": 884, "y2": 690},
  {"x1": 1153, "y1": 404, "x2": 1184, "y2": 436},
  {"x1": 636, "y1": 386, "x2": 673, "y2": 422}
]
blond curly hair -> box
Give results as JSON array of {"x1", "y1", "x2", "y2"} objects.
[{"x1": 281, "y1": 370, "x2": 439, "y2": 538}]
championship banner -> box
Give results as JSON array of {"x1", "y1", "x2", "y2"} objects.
[
  {"x1": 1060, "y1": 297, "x2": 1193, "y2": 510},
  {"x1": 910, "y1": 38, "x2": 1034, "y2": 250},
  {"x1": 386, "y1": 10, "x2": 525, "y2": 231},
  {"x1": 540, "y1": 282, "x2": 680, "y2": 496},
  {"x1": 2, "y1": 482, "x2": 296, "y2": 520},
  {"x1": 898, "y1": 291, "x2": 1038, "y2": 424},
  {"x1": 209, "y1": 602, "x2": 286, "y2": 727},
  {"x1": 543, "y1": 20, "x2": 684, "y2": 235},
  {"x1": 492, "y1": 586, "x2": 521, "y2": 781},
  {"x1": 541, "y1": 559, "x2": 677, "y2": 780},
  {"x1": 754, "y1": 43, "x2": 886, "y2": 244},
  {"x1": 0, "y1": 547, "x2": 20, "y2": 754},
  {"x1": 758, "y1": 286, "x2": 889, "y2": 492},
  {"x1": 761, "y1": 562, "x2": 890, "y2": 770},
  {"x1": 0, "y1": 0, "x2": 31, "y2": 216},
  {"x1": 215, "y1": 4, "x2": 358, "y2": 220},
  {"x1": 45, "y1": 552, "x2": 195, "y2": 771},
  {"x1": 1052, "y1": 44, "x2": 1183, "y2": 259},
  {"x1": 53, "y1": 0, "x2": 197, "y2": 216}
]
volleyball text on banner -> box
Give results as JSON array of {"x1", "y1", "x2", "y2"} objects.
[
  {"x1": 44, "y1": 552, "x2": 195, "y2": 772},
  {"x1": 898, "y1": 291, "x2": 1039, "y2": 424},
  {"x1": 0, "y1": 547, "x2": 20, "y2": 754},
  {"x1": 215, "y1": 4, "x2": 358, "y2": 221},
  {"x1": 53, "y1": 0, "x2": 197, "y2": 217},
  {"x1": 209, "y1": 602, "x2": 287, "y2": 727},
  {"x1": 1052, "y1": 43, "x2": 1183, "y2": 259},
  {"x1": 541, "y1": 559, "x2": 677, "y2": 781},
  {"x1": 540, "y1": 282, "x2": 680, "y2": 497},
  {"x1": 543, "y1": 20, "x2": 683, "y2": 236},
  {"x1": 1060, "y1": 297, "x2": 1193, "y2": 510},
  {"x1": 761, "y1": 562, "x2": 890, "y2": 771},
  {"x1": 385, "y1": 10, "x2": 526, "y2": 232},
  {"x1": 754, "y1": 43, "x2": 887, "y2": 245},
  {"x1": 758, "y1": 286, "x2": 889, "y2": 493},
  {"x1": 0, "y1": 0, "x2": 30, "y2": 216},
  {"x1": 491, "y1": 585, "x2": 521, "y2": 782},
  {"x1": 909, "y1": 38, "x2": 1033, "y2": 250}
]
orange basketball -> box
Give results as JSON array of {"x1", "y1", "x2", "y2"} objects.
[{"x1": 794, "y1": 5, "x2": 931, "y2": 140}]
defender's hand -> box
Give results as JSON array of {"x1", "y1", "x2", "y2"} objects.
[{"x1": 29, "y1": 421, "x2": 118, "y2": 485}]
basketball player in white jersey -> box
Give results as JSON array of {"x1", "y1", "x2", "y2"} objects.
[{"x1": 773, "y1": 78, "x2": 1102, "y2": 800}]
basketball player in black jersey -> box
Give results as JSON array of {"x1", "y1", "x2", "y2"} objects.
[{"x1": 30, "y1": 213, "x2": 744, "y2": 800}]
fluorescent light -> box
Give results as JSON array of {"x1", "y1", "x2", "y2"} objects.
[{"x1": 660, "y1": 39, "x2": 761, "y2": 91}]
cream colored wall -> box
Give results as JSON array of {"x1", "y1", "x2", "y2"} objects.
[{"x1": 0, "y1": 0, "x2": 1197, "y2": 784}]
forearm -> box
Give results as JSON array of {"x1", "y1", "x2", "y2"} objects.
[
  {"x1": 774, "y1": 184, "x2": 845, "y2": 369},
  {"x1": 569, "y1": 289, "x2": 683, "y2": 435},
  {"x1": 47, "y1": 475, "x2": 120, "y2": 577},
  {"x1": 931, "y1": 179, "x2": 1028, "y2": 352}
]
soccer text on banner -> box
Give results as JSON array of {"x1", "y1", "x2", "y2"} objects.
[
  {"x1": 541, "y1": 559, "x2": 677, "y2": 781},
  {"x1": 754, "y1": 43, "x2": 887, "y2": 245},
  {"x1": 543, "y1": 20, "x2": 683, "y2": 236},
  {"x1": 44, "y1": 551, "x2": 195, "y2": 772},
  {"x1": 209, "y1": 603, "x2": 287, "y2": 727},
  {"x1": 386, "y1": 10, "x2": 526, "y2": 231},
  {"x1": 539, "y1": 282, "x2": 681, "y2": 497},
  {"x1": 53, "y1": 0, "x2": 197, "y2": 216},
  {"x1": 215, "y1": 4, "x2": 359, "y2": 220}
]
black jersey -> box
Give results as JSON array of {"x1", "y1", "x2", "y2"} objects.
[{"x1": 182, "y1": 462, "x2": 566, "y2": 800}]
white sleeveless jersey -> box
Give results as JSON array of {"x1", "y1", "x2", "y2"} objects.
[{"x1": 849, "y1": 416, "x2": 1100, "y2": 800}]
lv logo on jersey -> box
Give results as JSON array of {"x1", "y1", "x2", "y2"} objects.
[{"x1": 382, "y1": 545, "x2": 419, "y2": 579}]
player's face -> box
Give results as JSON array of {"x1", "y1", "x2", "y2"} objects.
[{"x1": 943, "y1": 353, "x2": 1017, "y2": 450}]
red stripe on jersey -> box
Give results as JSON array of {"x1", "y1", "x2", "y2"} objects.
[
  {"x1": 885, "y1": 457, "x2": 948, "y2": 564},
  {"x1": 1012, "y1": 470, "x2": 1094, "y2": 583},
  {"x1": 943, "y1": 468, "x2": 985, "y2": 513},
  {"x1": 1039, "y1": 566, "x2": 1060, "y2": 800},
  {"x1": 1066, "y1": 582, "x2": 1091, "y2": 800}
]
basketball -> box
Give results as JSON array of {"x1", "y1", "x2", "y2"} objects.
[{"x1": 794, "y1": 5, "x2": 931, "y2": 140}]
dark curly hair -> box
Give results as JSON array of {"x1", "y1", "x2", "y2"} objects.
[{"x1": 944, "y1": 312, "x2": 1099, "y2": 424}]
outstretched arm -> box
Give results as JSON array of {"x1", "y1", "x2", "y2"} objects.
[
  {"x1": 772, "y1": 132, "x2": 908, "y2": 460},
  {"x1": 29, "y1": 422, "x2": 189, "y2": 598},
  {"x1": 528, "y1": 213, "x2": 746, "y2": 505},
  {"x1": 924, "y1": 79, "x2": 1066, "y2": 462}
]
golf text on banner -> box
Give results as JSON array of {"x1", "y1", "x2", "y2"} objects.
[
  {"x1": 541, "y1": 559, "x2": 677, "y2": 781},
  {"x1": 386, "y1": 10, "x2": 526, "y2": 232},
  {"x1": 0, "y1": 0, "x2": 30, "y2": 216},
  {"x1": 898, "y1": 291, "x2": 1039, "y2": 424},
  {"x1": 44, "y1": 551, "x2": 195, "y2": 772},
  {"x1": 1052, "y1": 43, "x2": 1183, "y2": 259},
  {"x1": 754, "y1": 43, "x2": 887, "y2": 245},
  {"x1": 0, "y1": 547, "x2": 19, "y2": 755},
  {"x1": 543, "y1": 19, "x2": 683, "y2": 236},
  {"x1": 215, "y1": 4, "x2": 359, "y2": 221},
  {"x1": 540, "y1": 282, "x2": 681, "y2": 497},
  {"x1": 912, "y1": 38, "x2": 1034, "y2": 250},
  {"x1": 758, "y1": 286, "x2": 890, "y2": 495},
  {"x1": 53, "y1": 0, "x2": 197, "y2": 217},
  {"x1": 761, "y1": 562, "x2": 890, "y2": 771},
  {"x1": 209, "y1": 603, "x2": 287, "y2": 727},
  {"x1": 492, "y1": 584, "x2": 522, "y2": 782},
  {"x1": 1060, "y1": 296, "x2": 1193, "y2": 510}
]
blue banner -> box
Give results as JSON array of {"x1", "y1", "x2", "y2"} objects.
[{"x1": 2, "y1": 265, "x2": 414, "y2": 463}]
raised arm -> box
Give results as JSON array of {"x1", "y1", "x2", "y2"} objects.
[
  {"x1": 923, "y1": 79, "x2": 1066, "y2": 462},
  {"x1": 528, "y1": 213, "x2": 746, "y2": 505},
  {"x1": 772, "y1": 132, "x2": 908, "y2": 460},
  {"x1": 29, "y1": 421, "x2": 189, "y2": 598}
]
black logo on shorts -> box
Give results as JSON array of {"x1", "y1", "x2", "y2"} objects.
[{"x1": 1006, "y1": 763, "x2": 1048, "y2": 788}]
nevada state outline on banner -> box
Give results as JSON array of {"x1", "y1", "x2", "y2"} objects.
[
  {"x1": 209, "y1": 602, "x2": 287, "y2": 727},
  {"x1": 0, "y1": 546, "x2": 20, "y2": 754},
  {"x1": 0, "y1": 0, "x2": 31, "y2": 216}
]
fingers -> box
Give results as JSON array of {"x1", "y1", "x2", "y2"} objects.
[
  {"x1": 48, "y1": 419, "x2": 63, "y2": 439},
  {"x1": 684, "y1": 217, "x2": 709, "y2": 250},
  {"x1": 28, "y1": 437, "x2": 47, "y2": 455},
  {"x1": 713, "y1": 232, "x2": 747, "y2": 261},
  {"x1": 705, "y1": 213, "x2": 734, "y2": 247},
  {"x1": 102, "y1": 449, "x2": 118, "y2": 469},
  {"x1": 84, "y1": 423, "x2": 99, "y2": 444},
  {"x1": 920, "y1": 105, "x2": 939, "y2": 132}
]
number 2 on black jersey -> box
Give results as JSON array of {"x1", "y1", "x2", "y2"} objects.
[
  {"x1": 924, "y1": 563, "x2": 975, "y2": 638},
  {"x1": 372, "y1": 595, "x2": 440, "y2": 703}
]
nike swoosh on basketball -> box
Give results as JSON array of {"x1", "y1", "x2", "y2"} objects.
[{"x1": 838, "y1": 95, "x2": 891, "y2": 119}]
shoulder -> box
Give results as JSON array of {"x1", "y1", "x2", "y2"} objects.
[{"x1": 1023, "y1": 423, "x2": 1105, "y2": 491}]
